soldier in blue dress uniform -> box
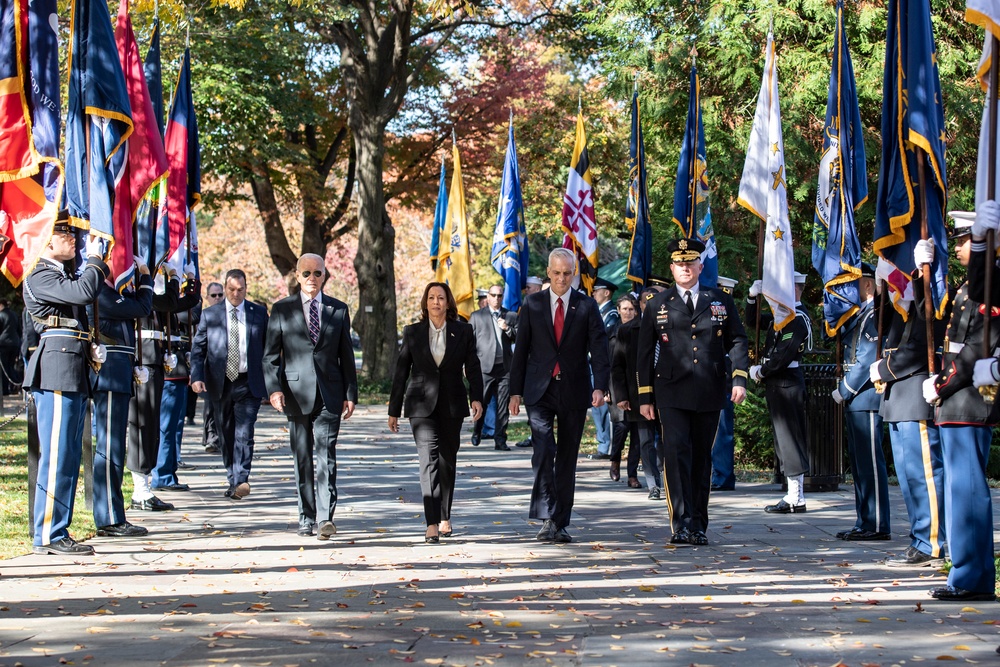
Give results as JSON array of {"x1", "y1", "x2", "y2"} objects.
[
  {"x1": 89, "y1": 256, "x2": 153, "y2": 537},
  {"x1": 23, "y1": 220, "x2": 108, "y2": 555}
]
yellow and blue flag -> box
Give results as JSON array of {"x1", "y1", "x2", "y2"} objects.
[
  {"x1": 429, "y1": 158, "x2": 447, "y2": 272},
  {"x1": 672, "y1": 66, "x2": 717, "y2": 288},
  {"x1": 435, "y1": 141, "x2": 475, "y2": 319},
  {"x1": 490, "y1": 116, "x2": 528, "y2": 311},
  {"x1": 625, "y1": 90, "x2": 652, "y2": 288},
  {"x1": 874, "y1": 0, "x2": 948, "y2": 318},
  {"x1": 811, "y1": 0, "x2": 867, "y2": 336}
]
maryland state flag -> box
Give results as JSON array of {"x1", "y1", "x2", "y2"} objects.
[
  {"x1": 429, "y1": 159, "x2": 447, "y2": 272},
  {"x1": 0, "y1": 0, "x2": 63, "y2": 286},
  {"x1": 490, "y1": 117, "x2": 528, "y2": 312},
  {"x1": 874, "y1": 0, "x2": 949, "y2": 319},
  {"x1": 114, "y1": 0, "x2": 167, "y2": 288},
  {"x1": 625, "y1": 90, "x2": 652, "y2": 288},
  {"x1": 65, "y1": 0, "x2": 134, "y2": 287},
  {"x1": 435, "y1": 141, "x2": 475, "y2": 319},
  {"x1": 672, "y1": 66, "x2": 718, "y2": 289},
  {"x1": 561, "y1": 109, "x2": 598, "y2": 294},
  {"x1": 164, "y1": 48, "x2": 201, "y2": 275},
  {"x1": 811, "y1": 0, "x2": 867, "y2": 336}
]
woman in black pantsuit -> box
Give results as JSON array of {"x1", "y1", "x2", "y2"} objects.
[{"x1": 388, "y1": 283, "x2": 483, "y2": 543}]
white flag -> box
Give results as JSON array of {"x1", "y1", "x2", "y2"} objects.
[
  {"x1": 969, "y1": 1, "x2": 1000, "y2": 207},
  {"x1": 737, "y1": 31, "x2": 796, "y2": 330}
]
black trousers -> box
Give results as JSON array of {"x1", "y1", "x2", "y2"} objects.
[
  {"x1": 127, "y1": 366, "x2": 165, "y2": 475},
  {"x1": 202, "y1": 398, "x2": 219, "y2": 450},
  {"x1": 474, "y1": 362, "x2": 510, "y2": 446},
  {"x1": 764, "y1": 369, "x2": 809, "y2": 477},
  {"x1": 410, "y1": 404, "x2": 463, "y2": 526},
  {"x1": 658, "y1": 406, "x2": 720, "y2": 535},
  {"x1": 609, "y1": 420, "x2": 640, "y2": 479},
  {"x1": 289, "y1": 402, "x2": 342, "y2": 526},
  {"x1": 526, "y1": 379, "x2": 587, "y2": 529}
]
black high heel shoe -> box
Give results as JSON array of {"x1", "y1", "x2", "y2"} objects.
[{"x1": 425, "y1": 527, "x2": 439, "y2": 543}]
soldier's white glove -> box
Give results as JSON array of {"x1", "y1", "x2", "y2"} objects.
[
  {"x1": 973, "y1": 358, "x2": 1000, "y2": 388},
  {"x1": 183, "y1": 262, "x2": 197, "y2": 278},
  {"x1": 749, "y1": 365, "x2": 763, "y2": 382},
  {"x1": 922, "y1": 375, "x2": 940, "y2": 405},
  {"x1": 133, "y1": 254, "x2": 149, "y2": 273},
  {"x1": 163, "y1": 352, "x2": 177, "y2": 373},
  {"x1": 973, "y1": 200, "x2": 1000, "y2": 243},
  {"x1": 134, "y1": 365, "x2": 149, "y2": 384},
  {"x1": 748, "y1": 280, "x2": 763, "y2": 298},
  {"x1": 85, "y1": 234, "x2": 106, "y2": 260},
  {"x1": 913, "y1": 239, "x2": 934, "y2": 267},
  {"x1": 831, "y1": 388, "x2": 844, "y2": 404},
  {"x1": 90, "y1": 342, "x2": 107, "y2": 364},
  {"x1": 869, "y1": 360, "x2": 882, "y2": 383}
]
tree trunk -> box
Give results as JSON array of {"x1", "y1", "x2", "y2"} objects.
[{"x1": 352, "y1": 122, "x2": 397, "y2": 383}]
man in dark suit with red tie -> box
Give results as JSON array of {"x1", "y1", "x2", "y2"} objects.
[
  {"x1": 263, "y1": 253, "x2": 358, "y2": 539},
  {"x1": 509, "y1": 248, "x2": 611, "y2": 544},
  {"x1": 190, "y1": 269, "x2": 268, "y2": 500}
]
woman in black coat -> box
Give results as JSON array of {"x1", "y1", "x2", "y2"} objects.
[{"x1": 388, "y1": 283, "x2": 483, "y2": 543}]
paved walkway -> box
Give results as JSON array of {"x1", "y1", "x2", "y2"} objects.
[{"x1": 1, "y1": 404, "x2": 999, "y2": 666}]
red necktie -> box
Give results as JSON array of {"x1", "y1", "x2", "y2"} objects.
[{"x1": 553, "y1": 297, "x2": 564, "y2": 377}]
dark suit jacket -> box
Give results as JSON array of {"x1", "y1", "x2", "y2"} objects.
[
  {"x1": 388, "y1": 319, "x2": 483, "y2": 419},
  {"x1": 263, "y1": 293, "x2": 359, "y2": 416},
  {"x1": 469, "y1": 306, "x2": 518, "y2": 373},
  {"x1": 190, "y1": 299, "x2": 268, "y2": 401},
  {"x1": 508, "y1": 289, "x2": 610, "y2": 409}
]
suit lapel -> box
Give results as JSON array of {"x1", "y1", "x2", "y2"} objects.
[
  {"x1": 319, "y1": 295, "x2": 336, "y2": 344},
  {"x1": 693, "y1": 288, "x2": 713, "y2": 319},
  {"x1": 440, "y1": 320, "x2": 459, "y2": 366}
]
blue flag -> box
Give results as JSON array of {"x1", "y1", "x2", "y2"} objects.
[
  {"x1": 625, "y1": 90, "x2": 652, "y2": 287},
  {"x1": 430, "y1": 159, "x2": 447, "y2": 272},
  {"x1": 672, "y1": 66, "x2": 717, "y2": 289},
  {"x1": 65, "y1": 0, "x2": 134, "y2": 287},
  {"x1": 490, "y1": 117, "x2": 528, "y2": 311},
  {"x1": 811, "y1": 0, "x2": 867, "y2": 336},
  {"x1": 874, "y1": 0, "x2": 949, "y2": 319}
]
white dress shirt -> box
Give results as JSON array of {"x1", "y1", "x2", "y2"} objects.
[
  {"x1": 549, "y1": 289, "x2": 570, "y2": 324},
  {"x1": 225, "y1": 300, "x2": 249, "y2": 373},
  {"x1": 301, "y1": 291, "x2": 322, "y2": 330},
  {"x1": 428, "y1": 319, "x2": 446, "y2": 366}
]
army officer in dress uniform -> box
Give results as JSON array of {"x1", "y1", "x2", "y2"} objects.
[{"x1": 637, "y1": 238, "x2": 749, "y2": 546}]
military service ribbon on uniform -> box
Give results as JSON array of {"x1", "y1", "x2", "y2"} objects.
[{"x1": 561, "y1": 107, "x2": 598, "y2": 295}]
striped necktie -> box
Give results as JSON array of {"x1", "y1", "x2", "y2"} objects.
[{"x1": 309, "y1": 299, "x2": 320, "y2": 345}]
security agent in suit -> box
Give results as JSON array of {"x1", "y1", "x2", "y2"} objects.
[
  {"x1": 388, "y1": 282, "x2": 484, "y2": 543},
  {"x1": 264, "y1": 254, "x2": 359, "y2": 539},
  {"x1": 747, "y1": 272, "x2": 813, "y2": 513},
  {"x1": 509, "y1": 248, "x2": 611, "y2": 544},
  {"x1": 191, "y1": 268, "x2": 269, "y2": 500},
  {"x1": 830, "y1": 263, "x2": 890, "y2": 539},
  {"x1": 637, "y1": 238, "x2": 749, "y2": 546},
  {"x1": 88, "y1": 257, "x2": 154, "y2": 537},
  {"x1": 924, "y1": 205, "x2": 1000, "y2": 602},
  {"x1": 23, "y1": 222, "x2": 108, "y2": 556},
  {"x1": 199, "y1": 283, "x2": 224, "y2": 453},
  {"x1": 469, "y1": 284, "x2": 517, "y2": 450}
]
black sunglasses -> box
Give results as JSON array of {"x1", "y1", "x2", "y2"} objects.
[
  {"x1": 301, "y1": 270, "x2": 324, "y2": 278},
  {"x1": 488, "y1": 292, "x2": 503, "y2": 297},
  {"x1": 208, "y1": 292, "x2": 224, "y2": 298}
]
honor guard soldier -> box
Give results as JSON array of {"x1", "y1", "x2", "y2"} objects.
[
  {"x1": 23, "y1": 219, "x2": 109, "y2": 555},
  {"x1": 637, "y1": 238, "x2": 749, "y2": 546},
  {"x1": 746, "y1": 271, "x2": 812, "y2": 513},
  {"x1": 831, "y1": 263, "x2": 890, "y2": 540},
  {"x1": 920, "y1": 205, "x2": 1000, "y2": 602},
  {"x1": 89, "y1": 256, "x2": 153, "y2": 537},
  {"x1": 152, "y1": 268, "x2": 200, "y2": 492},
  {"x1": 127, "y1": 266, "x2": 181, "y2": 511},
  {"x1": 711, "y1": 275, "x2": 739, "y2": 492}
]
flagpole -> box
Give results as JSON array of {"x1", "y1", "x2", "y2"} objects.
[
  {"x1": 754, "y1": 218, "x2": 765, "y2": 361},
  {"x1": 981, "y1": 35, "x2": 1000, "y2": 403},
  {"x1": 688, "y1": 55, "x2": 697, "y2": 245},
  {"x1": 915, "y1": 149, "x2": 936, "y2": 375}
]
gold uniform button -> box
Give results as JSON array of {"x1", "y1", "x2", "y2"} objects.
[
  {"x1": 693, "y1": 359, "x2": 699, "y2": 364},
  {"x1": 691, "y1": 324, "x2": 696, "y2": 329},
  {"x1": 693, "y1": 347, "x2": 698, "y2": 351},
  {"x1": 691, "y1": 335, "x2": 696, "y2": 340}
]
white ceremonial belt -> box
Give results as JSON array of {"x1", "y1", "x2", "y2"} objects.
[
  {"x1": 140, "y1": 330, "x2": 165, "y2": 341},
  {"x1": 946, "y1": 341, "x2": 965, "y2": 354},
  {"x1": 787, "y1": 361, "x2": 799, "y2": 368}
]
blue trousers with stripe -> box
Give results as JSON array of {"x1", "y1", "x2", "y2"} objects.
[
  {"x1": 153, "y1": 380, "x2": 187, "y2": 488},
  {"x1": 92, "y1": 391, "x2": 129, "y2": 527},
  {"x1": 32, "y1": 390, "x2": 87, "y2": 546},
  {"x1": 940, "y1": 424, "x2": 995, "y2": 594},
  {"x1": 887, "y1": 420, "x2": 945, "y2": 557},
  {"x1": 844, "y1": 410, "x2": 890, "y2": 534}
]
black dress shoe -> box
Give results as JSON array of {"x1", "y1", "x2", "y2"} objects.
[
  {"x1": 711, "y1": 484, "x2": 734, "y2": 492},
  {"x1": 930, "y1": 586, "x2": 996, "y2": 602},
  {"x1": 552, "y1": 527, "x2": 572, "y2": 543},
  {"x1": 33, "y1": 537, "x2": 95, "y2": 556},
  {"x1": 97, "y1": 521, "x2": 149, "y2": 537},
  {"x1": 885, "y1": 546, "x2": 945, "y2": 568},
  {"x1": 156, "y1": 483, "x2": 190, "y2": 492},
  {"x1": 515, "y1": 439, "x2": 532, "y2": 448},
  {"x1": 670, "y1": 528, "x2": 690, "y2": 544},
  {"x1": 688, "y1": 530, "x2": 708, "y2": 545},
  {"x1": 764, "y1": 499, "x2": 806, "y2": 514},
  {"x1": 836, "y1": 527, "x2": 862, "y2": 540},
  {"x1": 843, "y1": 529, "x2": 890, "y2": 541},
  {"x1": 130, "y1": 496, "x2": 174, "y2": 512},
  {"x1": 495, "y1": 443, "x2": 511, "y2": 451},
  {"x1": 536, "y1": 519, "x2": 555, "y2": 541},
  {"x1": 224, "y1": 485, "x2": 235, "y2": 498},
  {"x1": 471, "y1": 435, "x2": 481, "y2": 447},
  {"x1": 587, "y1": 453, "x2": 611, "y2": 460},
  {"x1": 297, "y1": 525, "x2": 315, "y2": 537}
]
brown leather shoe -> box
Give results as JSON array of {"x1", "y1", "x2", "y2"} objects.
[
  {"x1": 609, "y1": 461, "x2": 621, "y2": 482},
  {"x1": 232, "y1": 482, "x2": 251, "y2": 499},
  {"x1": 627, "y1": 477, "x2": 642, "y2": 489}
]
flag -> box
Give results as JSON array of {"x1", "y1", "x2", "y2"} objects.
[
  {"x1": 164, "y1": 48, "x2": 201, "y2": 275},
  {"x1": 811, "y1": 0, "x2": 867, "y2": 336},
  {"x1": 137, "y1": 17, "x2": 166, "y2": 268},
  {"x1": 671, "y1": 66, "x2": 718, "y2": 288},
  {"x1": 435, "y1": 142, "x2": 475, "y2": 319},
  {"x1": 968, "y1": 1, "x2": 1000, "y2": 211},
  {"x1": 65, "y1": 0, "x2": 134, "y2": 287},
  {"x1": 561, "y1": 109, "x2": 598, "y2": 294},
  {"x1": 429, "y1": 159, "x2": 447, "y2": 272},
  {"x1": 0, "y1": 0, "x2": 63, "y2": 286},
  {"x1": 625, "y1": 90, "x2": 652, "y2": 288},
  {"x1": 738, "y1": 31, "x2": 796, "y2": 330},
  {"x1": 874, "y1": 0, "x2": 949, "y2": 318},
  {"x1": 490, "y1": 117, "x2": 528, "y2": 312},
  {"x1": 114, "y1": 0, "x2": 167, "y2": 290}
]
